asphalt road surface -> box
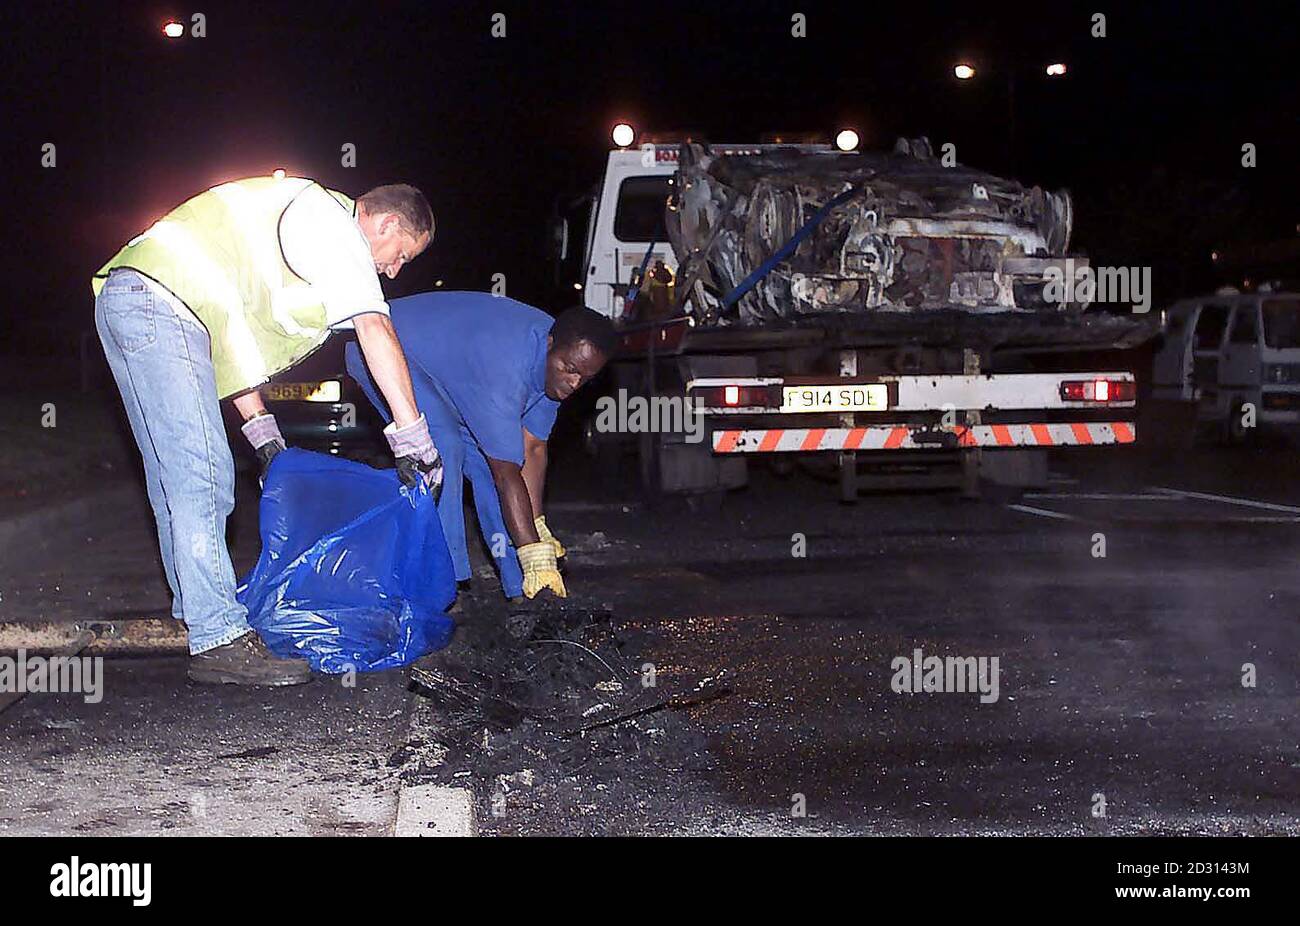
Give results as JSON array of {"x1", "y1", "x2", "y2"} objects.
[{"x1": 1, "y1": 437, "x2": 1296, "y2": 836}]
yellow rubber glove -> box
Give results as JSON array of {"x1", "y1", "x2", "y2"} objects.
[
  {"x1": 518, "y1": 542, "x2": 567, "y2": 599},
  {"x1": 534, "y1": 515, "x2": 566, "y2": 560}
]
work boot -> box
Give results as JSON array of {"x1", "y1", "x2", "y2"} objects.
[{"x1": 188, "y1": 631, "x2": 312, "y2": 687}]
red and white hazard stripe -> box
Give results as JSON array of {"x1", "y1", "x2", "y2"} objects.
[{"x1": 711, "y1": 422, "x2": 1136, "y2": 453}]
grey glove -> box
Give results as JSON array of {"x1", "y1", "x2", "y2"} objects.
[
  {"x1": 241, "y1": 413, "x2": 285, "y2": 485},
  {"x1": 385, "y1": 414, "x2": 444, "y2": 498}
]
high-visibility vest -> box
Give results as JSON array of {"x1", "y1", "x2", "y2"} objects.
[{"x1": 92, "y1": 177, "x2": 357, "y2": 399}]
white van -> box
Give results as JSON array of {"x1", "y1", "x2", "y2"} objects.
[{"x1": 1152, "y1": 289, "x2": 1300, "y2": 442}]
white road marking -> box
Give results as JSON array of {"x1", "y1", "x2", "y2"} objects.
[
  {"x1": 1025, "y1": 492, "x2": 1175, "y2": 501},
  {"x1": 393, "y1": 785, "x2": 477, "y2": 837},
  {"x1": 1150, "y1": 486, "x2": 1300, "y2": 515},
  {"x1": 1007, "y1": 504, "x2": 1077, "y2": 521},
  {"x1": 1111, "y1": 514, "x2": 1300, "y2": 524},
  {"x1": 391, "y1": 696, "x2": 476, "y2": 837}
]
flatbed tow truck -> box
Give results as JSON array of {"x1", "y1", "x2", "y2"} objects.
[{"x1": 553, "y1": 134, "x2": 1156, "y2": 502}]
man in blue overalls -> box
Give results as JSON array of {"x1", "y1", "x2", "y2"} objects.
[{"x1": 346, "y1": 292, "x2": 616, "y2": 601}]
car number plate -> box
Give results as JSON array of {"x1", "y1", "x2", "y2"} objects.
[
  {"x1": 264, "y1": 381, "x2": 341, "y2": 402},
  {"x1": 781, "y1": 383, "x2": 888, "y2": 413}
]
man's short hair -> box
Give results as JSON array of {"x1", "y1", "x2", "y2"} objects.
[
  {"x1": 550, "y1": 306, "x2": 619, "y2": 358},
  {"x1": 357, "y1": 184, "x2": 434, "y2": 237}
]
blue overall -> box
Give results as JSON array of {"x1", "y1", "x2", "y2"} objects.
[{"x1": 345, "y1": 292, "x2": 559, "y2": 598}]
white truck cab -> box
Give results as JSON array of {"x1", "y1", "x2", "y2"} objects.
[
  {"x1": 1152, "y1": 289, "x2": 1300, "y2": 441},
  {"x1": 580, "y1": 146, "x2": 677, "y2": 317}
]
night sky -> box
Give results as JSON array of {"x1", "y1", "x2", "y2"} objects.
[{"x1": 4, "y1": 0, "x2": 1297, "y2": 365}]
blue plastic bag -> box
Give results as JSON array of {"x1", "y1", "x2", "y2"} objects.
[{"x1": 236, "y1": 448, "x2": 456, "y2": 674}]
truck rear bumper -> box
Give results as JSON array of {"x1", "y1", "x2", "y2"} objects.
[{"x1": 712, "y1": 421, "x2": 1136, "y2": 453}]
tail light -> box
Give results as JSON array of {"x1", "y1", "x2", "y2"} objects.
[
  {"x1": 1060, "y1": 379, "x2": 1136, "y2": 403},
  {"x1": 693, "y1": 384, "x2": 781, "y2": 408}
]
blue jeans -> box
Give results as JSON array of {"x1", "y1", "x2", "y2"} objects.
[{"x1": 95, "y1": 270, "x2": 251, "y2": 654}]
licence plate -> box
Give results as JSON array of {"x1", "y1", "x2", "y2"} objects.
[
  {"x1": 264, "y1": 381, "x2": 341, "y2": 402},
  {"x1": 781, "y1": 383, "x2": 888, "y2": 413}
]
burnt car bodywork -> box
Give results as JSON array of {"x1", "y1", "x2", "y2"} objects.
[{"x1": 668, "y1": 138, "x2": 1088, "y2": 326}]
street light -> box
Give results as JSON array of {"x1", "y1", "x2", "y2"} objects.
[
  {"x1": 835, "y1": 129, "x2": 860, "y2": 152},
  {"x1": 162, "y1": 20, "x2": 184, "y2": 38},
  {"x1": 611, "y1": 123, "x2": 635, "y2": 148},
  {"x1": 948, "y1": 59, "x2": 1069, "y2": 171}
]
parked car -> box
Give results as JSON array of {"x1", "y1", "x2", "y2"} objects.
[{"x1": 1151, "y1": 287, "x2": 1300, "y2": 443}]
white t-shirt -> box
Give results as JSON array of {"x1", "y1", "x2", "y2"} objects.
[{"x1": 140, "y1": 183, "x2": 388, "y2": 330}]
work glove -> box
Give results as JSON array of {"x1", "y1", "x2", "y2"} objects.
[
  {"x1": 517, "y1": 541, "x2": 567, "y2": 600},
  {"x1": 534, "y1": 515, "x2": 566, "y2": 563},
  {"x1": 241, "y1": 413, "x2": 285, "y2": 486},
  {"x1": 385, "y1": 414, "x2": 444, "y2": 499}
]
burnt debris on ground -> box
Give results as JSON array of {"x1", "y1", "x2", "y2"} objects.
[{"x1": 403, "y1": 595, "x2": 724, "y2": 831}]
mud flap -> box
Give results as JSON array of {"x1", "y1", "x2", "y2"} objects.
[
  {"x1": 978, "y1": 448, "x2": 1049, "y2": 489},
  {"x1": 642, "y1": 433, "x2": 747, "y2": 496},
  {"x1": 662, "y1": 441, "x2": 747, "y2": 493}
]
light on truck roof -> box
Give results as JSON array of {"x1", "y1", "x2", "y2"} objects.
[
  {"x1": 835, "y1": 129, "x2": 859, "y2": 152},
  {"x1": 162, "y1": 20, "x2": 184, "y2": 38},
  {"x1": 1045, "y1": 62, "x2": 1068, "y2": 77},
  {"x1": 611, "y1": 123, "x2": 635, "y2": 148},
  {"x1": 954, "y1": 63, "x2": 976, "y2": 80},
  {"x1": 272, "y1": 168, "x2": 286, "y2": 179}
]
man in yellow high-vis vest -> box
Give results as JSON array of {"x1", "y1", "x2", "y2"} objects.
[{"x1": 92, "y1": 177, "x2": 443, "y2": 687}]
